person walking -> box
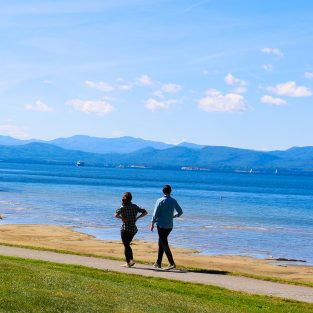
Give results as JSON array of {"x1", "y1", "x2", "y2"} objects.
[
  {"x1": 150, "y1": 185, "x2": 183, "y2": 270},
  {"x1": 115, "y1": 192, "x2": 147, "y2": 267}
]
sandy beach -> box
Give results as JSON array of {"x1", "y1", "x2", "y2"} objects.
[{"x1": 0, "y1": 224, "x2": 312, "y2": 285}]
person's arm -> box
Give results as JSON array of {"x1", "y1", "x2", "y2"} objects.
[
  {"x1": 173, "y1": 200, "x2": 183, "y2": 218},
  {"x1": 115, "y1": 208, "x2": 128, "y2": 223},
  {"x1": 136, "y1": 206, "x2": 148, "y2": 221},
  {"x1": 150, "y1": 200, "x2": 160, "y2": 231}
]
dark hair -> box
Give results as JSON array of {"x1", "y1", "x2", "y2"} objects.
[
  {"x1": 122, "y1": 192, "x2": 132, "y2": 205},
  {"x1": 162, "y1": 184, "x2": 172, "y2": 195}
]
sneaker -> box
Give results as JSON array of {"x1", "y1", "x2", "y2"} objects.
[
  {"x1": 120, "y1": 261, "x2": 135, "y2": 268},
  {"x1": 164, "y1": 263, "x2": 176, "y2": 270},
  {"x1": 153, "y1": 262, "x2": 161, "y2": 269}
]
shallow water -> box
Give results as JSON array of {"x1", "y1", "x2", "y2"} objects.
[{"x1": 0, "y1": 162, "x2": 312, "y2": 264}]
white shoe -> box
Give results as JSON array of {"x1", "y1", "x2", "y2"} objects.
[
  {"x1": 153, "y1": 262, "x2": 161, "y2": 269},
  {"x1": 164, "y1": 263, "x2": 176, "y2": 270}
]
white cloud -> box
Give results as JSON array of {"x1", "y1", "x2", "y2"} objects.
[
  {"x1": 261, "y1": 47, "x2": 284, "y2": 58},
  {"x1": 137, "y1": 74, "x2": 154, "y2": 86},
  {"x1": 0, "y1": 124, "x2": 29, "y2": 139},
  {"x1": 154, "y1": 83, "x2": 182, "y2": 98},
  {"x1": 145, "y1": 98, "x2": 178, "y2": 111},
  {"x1": 43, "y1": 79, "x2": 53, "y2": 84},
  {"x1": 261, "y1": 95, "x2": 286, "y2": 106},
  {"x1": 198, "y1": 89, "x2": 246, "y2": 112},
  {"x1": 304, "y1": 72, "x2": 313, "y2": 79},
  {"x1": 25, "y1": 100, "x2": 54, "y2": 112},
  {"x1": 68, "y1": 99, "x2": 114, "y2": 116},
  {"x1": 224, "y1": 73, "x2": 247, "y2": 93},
  {"x1": 262, "y1": 64, "x2": 273, "y2": 72},
  {"x1": 202, "y1": 70, "x2": 209, "y2": 76},
  {"x1": 162, "y1": 83, "x2": 182, "y2": 93},
  {"x1": 85, "y1": 80, "x2": 114, "y2": 92},
  {"x1": 118, "y1": 84, "x2": 133, "y2": 91},
  {"x1": 267, "y1": 81, "x2": 312, "y2": 97}
]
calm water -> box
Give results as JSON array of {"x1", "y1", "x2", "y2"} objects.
[{"x1": 0, "y1": 162, "x2": 312, "y2": 264}]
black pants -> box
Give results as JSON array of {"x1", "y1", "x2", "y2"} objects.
[
  {"x1": 157, "y1": 227, "x2": 174, "y2": 265},
  {"x1": 121, "y1": 230, "x2": 135, "y2": 262}
]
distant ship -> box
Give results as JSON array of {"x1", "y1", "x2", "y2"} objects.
[
  {"x1": 275, "y1": 169, "x2": 278, "y2": 175},
  {"x1": 76, "y1": 161, "x2": 85, "y2": 167},
  {"x1": 249, "y1": 168, "x2": 253, "y2": 173}
]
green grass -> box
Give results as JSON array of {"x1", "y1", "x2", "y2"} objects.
[{"x1": 0, "y1": 256, "x2": 312, "y2": 313}]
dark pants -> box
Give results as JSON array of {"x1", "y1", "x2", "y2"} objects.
[
  {"x1": 157, "y1": 227, "x2": 174, "y2": 265},
  {"x1": 121, "y1": 230, "x2": 135, "y2": 262}
]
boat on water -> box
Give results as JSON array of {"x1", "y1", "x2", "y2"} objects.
[{"x1": 76, "y1": 161, "x2": 85, "y2": 167}]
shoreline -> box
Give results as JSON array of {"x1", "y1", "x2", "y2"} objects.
[{"x1": 0, "y1": 223, "x2": 313, "y2": 285}]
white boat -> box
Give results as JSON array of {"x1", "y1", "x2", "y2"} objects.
[
  {"x1": 76, "y1": 161, "x2": 85, "y2": 166},
  {"x1": 249, "y1": 168, "x2": 253, "y2": 173}
]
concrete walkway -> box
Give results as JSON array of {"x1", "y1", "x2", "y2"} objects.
[{"x1": 0, "y1": 245, "x2": 312, "y2": 304}]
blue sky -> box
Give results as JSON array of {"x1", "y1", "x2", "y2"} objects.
[{"x1": 0, "y1": 0, "x2": 313, "y2": 150}]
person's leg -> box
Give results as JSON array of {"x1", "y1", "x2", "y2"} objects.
[
  {"x1": 156, "y1": 227, "x2": 165, "y2": 266},
  {"x1": 157, "y1": 227, "x2": 174, "y2": 265},
  {"x1": 121, "y1": 230, "x2": 135, "y2": 263}
]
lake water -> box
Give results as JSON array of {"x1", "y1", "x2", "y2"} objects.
[{"x1": 0, "y1": 162, "x2": 312, "y2": 264}]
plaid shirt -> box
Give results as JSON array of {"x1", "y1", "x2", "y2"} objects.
[{"x1": 116, "y1": 203, "x2": 147, "y2": 234}]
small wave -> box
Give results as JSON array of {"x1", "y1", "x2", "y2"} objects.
[
  {"x1": 4, "y1": 207, "x2": 27, "y2": 212},
  {"x1": 205, "y1": 225, "x2": 283, "y2": 232}
]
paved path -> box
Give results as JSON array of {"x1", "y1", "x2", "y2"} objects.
[{"x1": 1, "y1": 245, "x2": 313, "y2": 304}]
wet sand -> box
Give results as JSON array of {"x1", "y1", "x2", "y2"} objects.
[{"x1": 0, "y1": 224, "x2": 313, "y2": 284}]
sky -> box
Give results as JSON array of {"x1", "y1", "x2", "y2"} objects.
[{"x1": 0, "y1": 0, "x2": 313, "y2": 150}]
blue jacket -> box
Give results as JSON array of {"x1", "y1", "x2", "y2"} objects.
[{"x1": 151, "y1": 195, "x2": 183, "y2": 228}]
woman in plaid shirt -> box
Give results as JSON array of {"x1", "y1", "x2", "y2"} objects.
[{"x1": 115, "y1": 192, "x2": 148, "y2": 267}]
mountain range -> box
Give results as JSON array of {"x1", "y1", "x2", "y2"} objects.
[{"x1": 0, "y1": 135, "x2": 313, "y2": 173}]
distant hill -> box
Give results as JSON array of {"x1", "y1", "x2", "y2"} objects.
[
  {"x1": 1, "y1": 141, "x2": 313, "y2": 173},
  {"x1": 0, "y1": 136, "x2": 36, "y2": 146},
  {"x1": 0, "y1": 143, "x2": 109, "y2": 165},
  {"x1": 0, "y1": 135, "x2": 174, "y2": 154},
  {"x1": 48, "y1": 135, "x2": 173, "y2": 154}
]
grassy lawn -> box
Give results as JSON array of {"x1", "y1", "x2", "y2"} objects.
[{"x1": 0, "y1": 256, "x2": 312, "y2": 313}]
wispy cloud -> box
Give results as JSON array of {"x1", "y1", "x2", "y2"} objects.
[
  {"x1": 118, "y1": 84, "x2": 133, "y2": 91},
  {"x1": 85, "y1": 80, "x2": 114, "y2": 92},
  {"x1": 137, "y1": 74, "x2": 154, "y2": 86},
  {"x1": 0, "y1": 124, "x2": 29, "y2": 139},
  {"x1": 261, "y1": 47, "x2": 284, "y2": 58},
  {"x1": 25, "y1": 100, "x2": 54, "y2": 112},
  {"x1": 181, "y1": 0, "x2": 210, "y2": 13},
  {"x1": 304, "y1": 72, "x2": 313, "y2": 79},
  {"x1": 261, "y1": 95, "x2": 286, "y2": 106},
  {"x1": 154, "y1": 83, "x2": 182, "y2": 98},
  {"x1": 198, "y1": 89, "x2": 246, "y2": 112},
  {"x1": 145, "y1": 98, "x2": 178, "y2": 111},
  {"x1": 162, "y1": 83, "x2": 181, "y2": 93},
  {"x1": 267, "y1": 81, "x2": 312, "y2": 97},
  {"x1": 262, "y1": 64, "x2": 273, "y2": 72},
  {"x1": 224, "y1": 73, "x2": 247, "y2": 93},
  {"x1": 68, "y1": 99, "x2": 114, "y2": 116}
]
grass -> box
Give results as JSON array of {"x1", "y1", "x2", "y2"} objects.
[
  {"x1": 1, "y1": 241, "x2": 313, "y2": 288},
  {"x1": 0, "y1": 255, "x2": 313, "y2": 313}
]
